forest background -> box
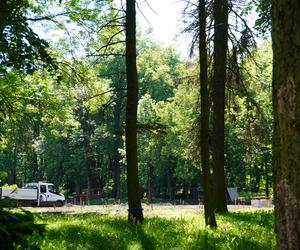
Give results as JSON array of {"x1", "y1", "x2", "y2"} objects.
[{"x1": 0, "y1": 0, "x2": 272, "y2": 204}]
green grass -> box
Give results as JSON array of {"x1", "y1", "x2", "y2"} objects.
[{"x1": 30, "y1": 210, "x2": 275, "y2": 250}]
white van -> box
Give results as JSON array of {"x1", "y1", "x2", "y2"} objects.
[{"x1": 0, "y1": 182, "x2": 65, "y2": 207}]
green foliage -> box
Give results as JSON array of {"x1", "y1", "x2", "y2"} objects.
[
  {"x1": 0, "y1": 171, "x2": 8, "y2": 182},
  {"x1": 0, "y1": 0, "x2": 54, "y2": 74},
  {"x1": 31, "y1": 0, "x2": 117, "y2": 59},
  {"x1": 1, "y1": 183, "x2": 18, "y2": 189},
  {"x1": 0, "y1": 199, "x2": 46, "y2": 250},
  {"x1": 138, "y1": 44, "x2": 181, "y2": 101},
  {"x1": 241, "y1": 0, "x2": 271, "y2": 36},
  {"x1": 0, "y1": 0, "x2": 274, "y2": 204},
  {"x1": 254, "y1": 0, "x2": 271, "y2": 36},
  {"x1": 30, "y1": 210, "x2": 275, "y2": 249},
  {"x1": 225, "y1": 41, "x2": 273, "y2": 193}
]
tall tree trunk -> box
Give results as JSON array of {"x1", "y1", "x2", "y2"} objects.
[
  {"x1": 272, "y1": 1, "x2": 300, "y2": 248},
  {"x1": 125, "y1": 0, "x2": 143, "y2": 223},
  {"x1": 199, "y1": 0, "x2": 217, "y2": 227},
  {"x1": 212, "y1": 0, "x2": 228, "y2": 213}
]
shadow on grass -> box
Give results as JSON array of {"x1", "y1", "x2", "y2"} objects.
[
  {"x1": 187, "y1": 230, "x2": 269, "y2": 250},
  {"x1": 219, "y1": 210, "x2": 274, "y2": 229},
  {"x1": 33, "y1": 212, "x2": 275, "y2": 250},
  {"x1": 38, "y1": 214, "x2": 156, "y2": 250}
]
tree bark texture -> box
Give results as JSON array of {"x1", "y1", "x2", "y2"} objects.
[
  {"x1": 212, "y1": 0, "x2": 228, "y2": 213},
  {"x1": 125, "y1": 0, "x2": 143, "y2": 223},
  {"x1": 272, "y1": 1, "x2": 300, "y2": 249},
  {"x1": 199, "y1": 0, "x2": 217, "y2": 227}
]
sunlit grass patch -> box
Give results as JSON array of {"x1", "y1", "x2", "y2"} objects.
[{"x1": 30, "y1": 210, "x2": 275, "y2": 250}]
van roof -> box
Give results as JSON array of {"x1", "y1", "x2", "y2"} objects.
[{"x1": 26, "y1": 182, "x2": 53, "y2": 185}]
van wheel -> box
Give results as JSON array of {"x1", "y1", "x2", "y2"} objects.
[{"x1": 55, "y1": 201, "x2": 63, "y2": 207}]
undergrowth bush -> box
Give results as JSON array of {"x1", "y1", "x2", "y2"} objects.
[{"x1": 0, "y1": 198, "x2": 46, "y2": 250}]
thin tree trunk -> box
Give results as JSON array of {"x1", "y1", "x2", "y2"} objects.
[
  {"x1": 212, "y1": 0, "x2": 228, "y2": 213},
  {"x1": 31, "y1": 151, "x2": 38, "y2": 180},
  {"x1": 32, "y1": 115, "x2": 41, "y2": 180},
  {"x1": 112, "y1": 58, "x2": 124, "y2": 200},
  {"x1": 112, "y1": 97, "x2": 122, "y2": 200},
  {"x1": 82, "y1": 109, "x2": 93, "y2": 203},
  {"x1": 11, "y1": 147, "x2": 17, "y2": 184},
  {"x1": 86, "y1": 171, "x2": 91, "y2": 201},
  {"x1": 272, "y1": 1, "x2": 300, "y2": 248},
  {"x1": 112, "y1": 151, "x2": 121, "y2": 200},
  {"x1": 167, "y1": 166, "x2": 174, "y2": 201},
  {"x1": 147, "y1": 163, "x2": 153, "y2": 203},
  {"x1": 199, "y1": 0, "x2": 217, "y2": 227},
  {"x1": 125, "y1": 0, "x2": 143, "y2": 223},
  {"x1": 265, "y1": 162, "x2": 269, "y2": 197},
  {"x1": 75, "y1": 180, "x2": 80, "y2": 196}
]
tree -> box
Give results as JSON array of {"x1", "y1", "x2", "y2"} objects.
[
  {"x1": 136, "y1": 44, "x2": 197, "y2": 203},
  {"x1": 0, "y1": 0, "x2": 53, "y2": 74},
  {"x1": 111, "y1": 60, "x2": 125, "y2": 201},
  {"x1": 272, "y1": 0, "x2": 300, "y2": 248},
  {"x1": 225, "y1": 41, "x2": 273, "y2": 195},
  {"x1": 211, "y1": 0, "x2": 228, "y2": 213},
  {"x1": 199, "y1": 0, "x2": 217, "y2": 227},
  {"x1": 138, "y1": 43, "x2": 180, "y2": 101},
  {"x1": 125, "y1": 0, "x2": 143, "y2": 223}
]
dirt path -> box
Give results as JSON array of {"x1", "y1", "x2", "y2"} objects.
[{"x1": 21, "y1": 204, "x2": 273, "y2": 217}]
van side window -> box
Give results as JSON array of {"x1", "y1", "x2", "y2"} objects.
[
  {"x1": 48, "y1": 185, "x2": 58, "y2": 194},
  {"x1": 24, "y1": 183, "x2": 37, "y2": 189},
  {"x1": 40, "y1": 185, "x2": 47, "y2": 193}
]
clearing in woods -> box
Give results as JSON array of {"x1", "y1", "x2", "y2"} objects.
[{"x1": 28, "y1": 206, "x2": 275, "y2": 249}]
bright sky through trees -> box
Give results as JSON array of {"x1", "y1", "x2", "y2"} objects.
[
  {"x1": 134, "y1": 0, "x2": 258, "y2": 58},
  {"x1": 132, "y1": 0, "x2": 190, "y2": 56},
  {"x1": 136, "y1": 1, "x2": 185, "y2": 41}
]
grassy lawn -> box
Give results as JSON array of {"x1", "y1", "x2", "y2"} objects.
[{"x1": 30, "y1": 210, "x2": 275, "y2": 250}]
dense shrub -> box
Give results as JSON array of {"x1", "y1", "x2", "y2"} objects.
[{"x1": 0, "y1": 198, "x2": 45, "y2": 250}]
